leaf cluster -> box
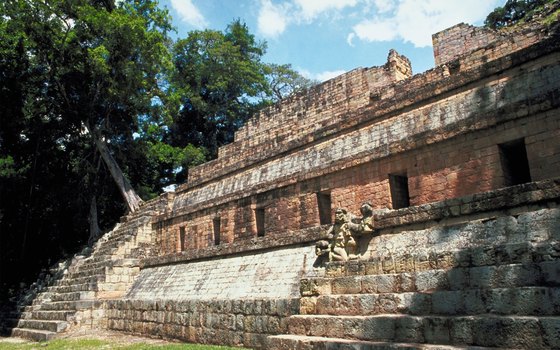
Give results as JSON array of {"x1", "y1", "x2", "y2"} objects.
[{"x1": 484, "y1": 0, "x2": 556, "y2": 29}]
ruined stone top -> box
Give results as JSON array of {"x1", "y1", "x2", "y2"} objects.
[
  {"x1": 164, "y1": 28, "x2": 559, "y2": 219},
  {"x1": 174, "y1": 22, "x2": 551, "y2": 202},
  {"x1": 183, "y1": 50, "x2": 412, "y2": 189}
]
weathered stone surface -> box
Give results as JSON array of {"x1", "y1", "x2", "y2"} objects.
[{"x1": 9, "y1": 18, "x2": 560, "y2": 350}]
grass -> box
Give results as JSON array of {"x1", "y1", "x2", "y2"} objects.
[{"x1": 0, "y1": 338, "x2": 248, "y2": 350}]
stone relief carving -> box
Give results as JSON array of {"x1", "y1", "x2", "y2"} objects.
[{"x1": 315, "y1": 203, "x2": 376, "y2": 263}]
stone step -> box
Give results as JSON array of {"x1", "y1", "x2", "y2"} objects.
[
  {"x1": 285, "y1": 314, "x2": 559, "y2": 348},
  {"x1": 324, "y1": 241, "x2": 560, "y2": 279},
  {"x1": 66, "y1": 266, "x2": 108, "y2": 279},
  {"x1": 32, "y1": 296, "x2": 52, "y2": 306},
  {"x1": 24, "y1": 310, "x2": 74, "y2": 321},
  {"x1": 301, "y1": 261, "x2": 560, "y2": 296},
  {"x1": 89, "y1": 254, "x2": 124, "y2": 265},
  {"x1": 48, "y1": 282, "x2": 97, "y2": 293},
  {"x1": 93, "y1": 247, "x2": 120, "y2": 257},
  {"x1": 73, "y1": 258, "x2": 140, "y2": 277},
  {"x1": 301, "y1": 286, "x2": 560, "y2": 316},
  {"x1": 11, "y1": 327, "x2": 56, "y2": 342},
  {"x1": 266, "y1": 335, "x2": 494, "y2": 350},
  {"x1": 17, "y1": 319, "x2": 68, "y2": 333},
  {"x1": 39, "y1": 300, "x2": 96, "y2": 311},
  {"x1": 56, "y1": 274, "x2": 105, "y2": 286},
  {"x1": 50, "y1": 291, "x2": 96, "y2": 302}
]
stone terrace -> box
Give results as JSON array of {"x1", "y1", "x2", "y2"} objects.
[{"x1": 6, "y1": 18, "x2": 560, "y2": 350}]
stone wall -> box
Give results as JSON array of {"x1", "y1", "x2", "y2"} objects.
[
  {"x1": 106, "y1": 298, "x2": 300, "y2": 348},
  {"x1": 432, "y1": 22, "x2": 546, "y2": 67},
  {"x1": 101, "y1": 20, "x2": 560, "y2": 349},
  {"x1": 106, "y1": 244, "x2": 316, "y2": 348},
  {"x1": 106, "y1": 179, "x2": 560, "y2": 349},
  {"x1": 157, "y1": 33, "x2": 560, "y2": 255}
]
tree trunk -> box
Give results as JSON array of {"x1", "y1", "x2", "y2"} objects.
[
  {"x1": 87, "y1": 195, "x2": 102, "y2": 246},
  {"x1": 93, "y1": 133, "x2": 143, "y2": 213}
]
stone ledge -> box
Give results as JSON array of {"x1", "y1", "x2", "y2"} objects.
[
  {"x1": 375, "y1": 177, "x2": 560, "y2": 229},
  {"x1": 141, "y1": 226, "x2": 326, "y2": 268},
  {"x1": 175, "y1": 30, "x2": 559, "y2": 194},
  {"x1": 166, "y1": 49, "x2": 560, "y2": 220},
  {"x1": 143, "y1": 178, "x2": 560, "y2": 269}
]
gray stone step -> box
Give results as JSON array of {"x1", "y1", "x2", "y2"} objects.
[
  {"x1": 323, "y1": 241, "x2": 560, "y2": 279},
  {"x1": 57, "y1": 274, "x2": 105, "y2": 286},
  {"x1": 301, "y1": 286, "x2": 560, "y2": 316},
  {"x1": 302, "y1": 261, "x2": 560, "y2": 296},
  {"x1": 66, "y1": 266, "x2": 108, "y2": 279},
  {"x1": 17, "y1": 319, "x2": 68, "y2": 333},
  {"x1": 11, "y1": 327, "x2": 56, "y2": 341},
  {"x1": 25, "y1": 310, "x2": 74, "y2": 321},
  {"x1": 266, "y1": 335, "x2": 494, "y2": 350},
  {"x1": 50, "y1": 291, "x2": 96, "y2": 302},
  {"x1": 39, "y1": 300, "x2": 96, "y2": 311},
  {"x1": 48, "y1": 282, "x2": 97, "y2": 293},
  {"x1": 285, "y1": 314, "x2": 559, "y2": 348}
]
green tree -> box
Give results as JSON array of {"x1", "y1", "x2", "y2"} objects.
[
  {"x1": 265, "y1": 63, "x2": 318, "y2": 102},
  {"x1": 485, "y1": 0, "x2": 552, "y2": 28},
  {"x1": 0, "y1": 0, "x2": 175, "y2": 298},
  {"x1": 169, "y1": 20, "x2": 270, "y2": 161}
]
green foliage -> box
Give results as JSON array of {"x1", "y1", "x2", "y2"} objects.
[
  {"x1": 0, "y1": 0, "x2": 176, "y2": 299},
  {"x1": 0, "y1": 0, "x2": 320, "y2": 301},
  {"x1": 484, "y1": 0, "x2": 554, "y2": 28},
  {"x1": 169, "y1": 19, "x2": 270, "y2": 158},
  {"x1": 265, "y1": 63, "x2": 318, "y2": 102}
]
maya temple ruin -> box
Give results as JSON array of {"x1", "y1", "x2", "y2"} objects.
[{"x1": 2, "y1": 16, "x2": 560, "y2": 350}]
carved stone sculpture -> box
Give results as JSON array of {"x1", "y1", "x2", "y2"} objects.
[
  {"x1": 316, "y1": 208, "x2": 358, "y2": 262},
  {"x1": 349, "y1": 201, "x2": 375, "y2": 235},
  {"x1": 316, "y1": 203, "x2": 376, "y2": 263}
]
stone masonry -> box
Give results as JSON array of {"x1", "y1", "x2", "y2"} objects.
[{"x1": 8, "y1": 17, "x2": 560, "y2": 350}]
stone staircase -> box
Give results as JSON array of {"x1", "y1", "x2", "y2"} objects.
[
  {"x1": 10, "y1": 207, "x2": 158, "y2": 341},
  {"x1": 268, "y1": 210, "x2": 560, "y2": 349}
]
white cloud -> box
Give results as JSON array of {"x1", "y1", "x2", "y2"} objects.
[
  {"x1": 257, "y1": 0, "x2": 359, "y2": 39},
  {"x1": 316, "y1": 70, "x2": 346, "y2": 81},
  {"x1": 349, "y1": 0, "x2": 503, "y2": 47},
  {"x1": 293, "y1": 0, "x2": 358, "y2": 21},
  {"x1": 350, "y1": 17, "x2": 397, "y2": 42},
  {"x1": 258, "y1": 0, "x2": 289, "y2": 38},
  {"x1": 298, "y1": 68, "x2": 346, "y2": 82},
  {"x1": 373, "y1": 0, "x2": 395, "y2": 13},
  {"x1": 347, "y1": 32, "x2": 356, "y2": 46},
  {"x1": 170, "y1": 0, "x2": 208, "y2": 29}
]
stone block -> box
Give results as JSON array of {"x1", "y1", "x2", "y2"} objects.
[
  {"x1": 542, "y1": 317, "x2": 560, "y2": 348},
  {"x1": 361, "y1": 275, "x2": 398, "y2": 294},
  {"x1": 332, "y1": 276, "x2": 361, "y2": 294},
  {"x1": 422, "y1": 317, "x2": 450, "y2": 344},
  {"x1": 299, "y1": 297, "x2": 317, "y2": 315},
  {"x1": 468, "y1": 266, "x2": 496, "y2": 289},
  {"x1": 397, "y1": 273, "x2": 415, "y2": 292},
  {"x1": 394, "y1": 316, "x2": 424, "y2": 343},
  {"x1": 540, "y1": 261, "x2": 560, "y2": 285},
  {"x1": 447, "y1": 268, "x2": 469, "y2": 290},
  {"x1": 431, "y1": 290, "x2": 463, "y2": 315},
  {"x1": 361, "y1": 316, "x2": 395, "y2": 341},
  {"x1": 450, "y1": 316, "x2": 474, "y2": 344},
  {"x1": 415, "y1": 270, "x2": 449, "y2": 291}
]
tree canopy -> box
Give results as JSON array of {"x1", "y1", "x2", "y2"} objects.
[
  {"x1": 0, "y1": 0, "x2": 314, "y2": 300},
  {"x1": 485, "y1": 0, "x2": 554, "y2": 28}
]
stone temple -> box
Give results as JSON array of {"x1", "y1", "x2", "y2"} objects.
[{"x1": 3, "y1": 18, "x2": 560, "y2": 349}]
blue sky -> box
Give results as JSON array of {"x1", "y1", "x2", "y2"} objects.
[{"x1": 160, "y1": 0, "x2": 506, "y2": 81}]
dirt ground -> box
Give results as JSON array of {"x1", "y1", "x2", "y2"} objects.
[{"x1": 1, "y1": 328, "x2": 180, "y2": 345}]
